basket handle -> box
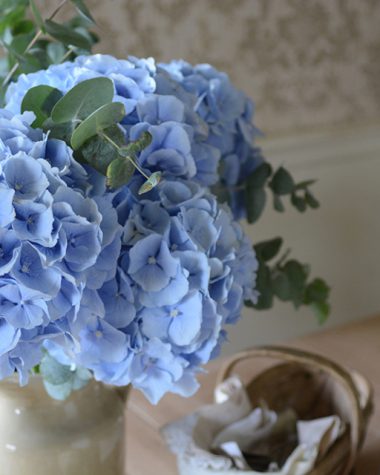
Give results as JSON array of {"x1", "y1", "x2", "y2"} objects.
[{"x1": 216, "y1": 345, "x2": 364, "y2": 475}]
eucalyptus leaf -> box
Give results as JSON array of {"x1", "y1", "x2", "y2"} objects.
[
  {"x1": 305, "y1": 190, "x2": 320, "y2": 209},
  {"x1": 30, "y1": 0, "x2": 44, "y2": 31},
  {"x1": 272, "y1": 272, "x2": 291, "y2": 301},
  {"x1": 304, "y1": 278, "x2": 330, "y2": 304},
  {"x1": 70, "y1": 0, "x2": 95, "y2": 23},
  {"x1": 138, "y1": 171, "x2": 162, "y2": 195},
  {"x1": 44, "y1": 19, "x2": 92, "y2": 50},
  {"x1": 253, "y1": 263, "x2": 273, "y2": 309},
  {"x1": 254, "y1": 237, "x2": 283, "y2": 262},
  {"x1": 46, "y1": 42, "x2": 66, "y2": 64},
  {"x1": 45, "y1": 120, "x2": 74, "y2": 143},
  {"x1": 106, "y1": 157, "x2": 135, "y2": 189},
  {"x1": 119, "y1": 131, "x2": 153, "y2": 158},
  {"x1": 43, "y1": 380, "x2": 73, "y2": 401},
  {"x1": 51, "y1": 77, "x2": 114, "y2": 124},
  {"x1": 21, "y1": 85, "x2": 63, "y2": 128},
  {"x1": 245, "y1": 186, "x2": 266, "y2": 224},
  {"x1": 71, "y1": 101, "x2": 125, "y2": 150},
  {"x1": 270, "y1": 166, "x2": 295, "y2": 195},
  {"x1": 294, "y1": 179, "x2": 317, "y2": 190},
  {"x1": 246, "y1": 162, "x2": 272, "y2": 189},
  {"x1": 311, "y1": 301, "x2": 330, "y2": 325},
  {"x1": 291, "y1": 193, "x2": 307, "y2": 212},
  {"x1": 273, "y1": 194, "x2": 285, "y2": 212},
  {"x1": 40, "y1": 353, "x2": 72, "y2": 386},
  {"x1": 80, "y1": 125, "x2": 125, "y2": 174}
]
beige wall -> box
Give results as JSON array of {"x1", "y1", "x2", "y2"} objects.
[{"x1": 85, "y1": 0, "x2": 380, "y2": 135}]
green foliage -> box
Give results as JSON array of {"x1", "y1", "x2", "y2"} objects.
[
  {"x1": 0, "y1": 0, "x2": 97, "y2": 104},
  {"x1": 243, "y1": 162, "x2": 319, "y2": 223},
  {"x1": 106, "y1": 157, "x2": 135, "y2": 189},
  {"x1": 71, "y1": 102, "x2": 125, "y2": 149},
  {"x1": 51, "y1": 77, "x2": 114, "y2": 123},
  {"x1": 81, "y1": 125, "x2": 124, "y2": 174},
  {"x1": 40, "y1": 352, "x2": 92, "y2": 401},
  {"x1": 22, "y1": 79, "x2": 157, "y2": 191},
  {"x1": 70, "y1": 0, "x2": 95, "y2": 23},
  {"x1": 21, "y1": 85, "x2": 62, "y2": 127},
  {"x1": 44, "y1": 19, "x2": 92, "y2": 50},
  {"x1": 248, "y1": 237, "x2": 331, "y2": 322},
  {"x1": 138, "y1": 171, "x2": 162, "y2": 195}
]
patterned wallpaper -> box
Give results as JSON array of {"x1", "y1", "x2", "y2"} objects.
[
  {"x1": 60, "y1": 1, "x2": 380, "y2": 134},
  {"x1": 88, "y1": 0, "x2": 380, "y2": 133}
]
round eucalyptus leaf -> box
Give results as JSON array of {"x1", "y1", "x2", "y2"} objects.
[
  {"x1": 71, "y1": 102, "x2": 125, "y2": 150},
  {"x1": 51, "y1": 77, "x2": 115, "y2": 124},
  {"x1": 21, "y1": 85, "x2": 63, "y2": 128}
]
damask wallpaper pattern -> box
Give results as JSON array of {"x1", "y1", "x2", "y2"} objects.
[{"x1": 57, "y1": 1, "x2": 380, "y2": 134}]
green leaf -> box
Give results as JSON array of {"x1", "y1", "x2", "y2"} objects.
[
  {"x1": 44, "y1": 19, "x2": 92, "y2": 50},
  {"x1": 106, "y1": 157, "x2": 135, "y2": 189},
  {"x1": 282, "y1": 259, "x2": 309, "y2": 307},
  {"x1": 0, "y1": 5, "x2": 27, "y2": 36},
  {"x1": 30, "y1": 0, "x2": 44, "y2": 31},
  {"x1": 246, "y1": 162, "x2": 272, "y2": 189},
  {"x1": 294, "y1": 179, "x2": 317, "y2": 190},
  {"x1": 138, "y1": 171, "x2": 162, "y2": 195},
  {"x1": 305, "y1": 190, "x2": 320, "y2": 209},
  {"x1": 119, "y1": 131, "x2": 152, "y2": 158},
  {"x1": 311, "y1": 301, "x2": 330, "y2": 324},
  {"x1": 304, "y1": 278, "x2": 330, "y2": 304},
  {"x1": 21, "y1": 85, "x2": 63, "y2": 128},
  {"x1": 80, "y1": 125, "x2": 124, "y2": 174},
  {"x1": 269, "y1": 166, "x2": 295, "y2": 195},
  {"x1": 44, "y1": 119, "x2": 74, "y2": 143},
  {"x1": 253, "y1": 263, "x2": 273, "y2": 309},
  {"x1": 70, "y1": 0, "x2": 95, "y2": 23},
  {"x1": 254, "y1": 237, "x2": 283, "y2": 262},
  {"x1": 11, "y1": 19, "x2": 35, "y2": 35},
  {"x1": 51, "y1": 77, "x2": 114, "y2": 124},
  {"x1": 273, "y1": 194, "x2": 285, "y2": 212},
  {"x1": 40, "y1": 353, "x2": 72, "y2": 386},
  {"x1": 245, "y1": 187, "x2": 266, "y2": 224},
  {"x1": 291, "y1": 193, "x2": 307, "y2": 212},
  {"x1": 272, "y1": 272, "x2": 292, "y2": 301},
  {"x1": 43, "y1": 380, "x2": 73, "y2": 401},
  {"x1": 46, "y1": 42, "x2": 66, "y2": 64},
  {"x1": 71, "y1": 102, "x2": 125, "y2": 150}
]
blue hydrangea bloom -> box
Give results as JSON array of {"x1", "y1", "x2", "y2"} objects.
[
  {"x1": 0, "y1": 110, "x2": 114, "y2": 384},
  {"x1": 2, "y1": 55, "x2": 260, "y2": 404},
  {"x1": 6, "y1": 54, "x2": 264, "y2": 218}
]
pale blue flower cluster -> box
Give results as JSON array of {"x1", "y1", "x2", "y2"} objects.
[
  {"x1": 76, "y1": 179, "x2": 258, "y2": 402},
  {"x1": 6, "y1": 54, "x2": 263, "y2": 218},
  {"x1": 3, "y1": 54, "x2": 259, "y2": 403},
  {"x1": 0, "y1": 110, "x2": 118, "y2": 384}
]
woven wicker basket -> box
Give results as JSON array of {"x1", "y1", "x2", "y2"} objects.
[{"x1": 216, "y1": 345, "x2": 373, "y2": 475}]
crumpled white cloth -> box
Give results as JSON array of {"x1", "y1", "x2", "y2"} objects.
[{"x1": 161, "y1": 376, "x2": 344, "y2": 474}]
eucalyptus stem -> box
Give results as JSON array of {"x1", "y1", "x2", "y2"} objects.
[
  {"x1": 2, "y1": 0, "x2": 69, "y2": 88},
  {"x1": 101, "y1": 132, "x2": 150, "y2": 180},
  {"x1": 60, "y1": 46, "x2": 75, "y2": 64}
]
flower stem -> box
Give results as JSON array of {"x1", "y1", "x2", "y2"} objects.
[{"x1": 2, "y1": 0, "x2": 69, "y2": 88}]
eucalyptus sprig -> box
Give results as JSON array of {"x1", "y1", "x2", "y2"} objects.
[
  {"x1": 247, "y1": 237, "x2": 330, "y2": 324},
  {"x1": 21, "y1": 77, "x2": 160, "y2": 192},
  {"x1": 244, "y1": 163, "x2": 319, "y2": 224},
  {"x1": 0, "y1": 0, "x2": 97, "y2": 104}
]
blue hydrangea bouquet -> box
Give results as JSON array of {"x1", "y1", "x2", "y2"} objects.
[{"x1": 0, "y1": 0, "x2": 330, "y2": 405}]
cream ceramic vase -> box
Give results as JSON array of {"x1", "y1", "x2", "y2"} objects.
[{"x1": 0, "y1": 376, "x2": 128, "y2": 475}]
